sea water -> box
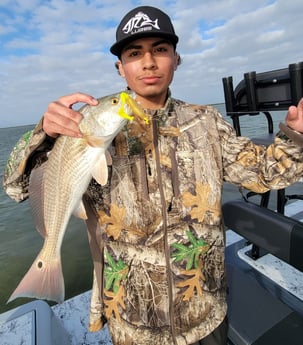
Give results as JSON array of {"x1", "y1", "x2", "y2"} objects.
[
  {"x1": 0, "y1": 105, "x2": 291, "y2": 313},
  {"x1": 0, "y1": 126, "x2": 93, "y2": 313}
]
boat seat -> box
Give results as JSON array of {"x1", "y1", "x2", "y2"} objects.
[
  {"x1": 226, "y1": 241, "x2": 303, "y2": 345},
  {"x1": 223, "y1": 199, "x2": 303, "y2": 345},
  {"x1": 222, "y1": 199, "x2": 303, "y2": 272}
]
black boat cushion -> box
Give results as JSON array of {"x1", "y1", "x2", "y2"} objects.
[{"x1": 222, "y1": 199, "x2": 303, "y2": 272}]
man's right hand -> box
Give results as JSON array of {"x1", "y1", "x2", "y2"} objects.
[{"x1": 42, "y1": 92, "x2": 98, "y2": 138}]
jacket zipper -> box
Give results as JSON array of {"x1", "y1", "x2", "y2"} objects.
[{"x1": 152, "y1": 116, "x2": 177, "y2": 344}]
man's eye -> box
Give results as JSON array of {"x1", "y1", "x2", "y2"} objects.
[{"x1": 129, "y1": 51, "x2": 139, "y2": 57}]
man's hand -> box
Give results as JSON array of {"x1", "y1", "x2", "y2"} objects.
[
  {"x1": 285, "y1": 97, "x2": 303, "y2": 133},
  {"x1": 42, "y1": 92, "x2": 98, "y2": 138}
]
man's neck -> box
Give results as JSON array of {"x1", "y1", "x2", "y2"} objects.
[{"x1": 135, "y1": 91, "x2": 169, "y2": 111}]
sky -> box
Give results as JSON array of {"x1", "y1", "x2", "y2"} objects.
[{"x1": 0, "y1": 0, "x2": 303, "y2": 127}]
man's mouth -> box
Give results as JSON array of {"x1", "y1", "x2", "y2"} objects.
[{"x1": 140, "y1": 76, "x2": 161, "y2": 84}]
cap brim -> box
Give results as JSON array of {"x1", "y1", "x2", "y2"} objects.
[{"x1": 110, "y1": 32, "x2": 179, "y2": 57}]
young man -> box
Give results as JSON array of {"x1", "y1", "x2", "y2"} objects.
[{"x1": 3, "y1": 6, "x2": 303, "y2": 345}]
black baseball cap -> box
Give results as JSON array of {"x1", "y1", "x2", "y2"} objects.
[{"x1": 110, "y1": 6, "x2": 179, "y2": 57}]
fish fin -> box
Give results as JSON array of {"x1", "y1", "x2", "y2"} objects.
[
  {"x1": 73, "y1": 201, "x2": 88, "y2": 219},
  {"x1": 7, "y1": 253, "x2": 64, "y2": 304},
  {"x1": 85, "y1": 135, "x2": 104, "y2": 148},
  {"x1": 29, "y1": 163, "x2": 47, "y2": 238},
  {"x1": 92, "y1": 154, "x2": 108, "y2": 186},
  {"x1": 105, "y1": 150, "x2": 112, "y2": 166}
]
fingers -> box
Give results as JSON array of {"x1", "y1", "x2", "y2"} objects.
[
  {"x1": 285, "y1": 98, "x2": 303, "y2": 132},
  {"x1": 43, "y1": 103, "x2": 82, "y2": 138},
  {"x1": 286, "y1": 105, "x2": 298, "y2": 121},
  {"x1": 297, "y1": 97, "x2": 303, "y2": 117},
  {"x1": 287, "y1": 99, "x2": 303, "y2": 121},
  {"x1": 58, "y1": 92, "x2": 98, "y2": 108},
  {"x1": 43, "y1": 92, "x2": 98, "y2": 138}
]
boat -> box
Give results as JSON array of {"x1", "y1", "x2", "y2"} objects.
[{"x1": 1, "y1": 62, "x2": 303, "y2": 344}]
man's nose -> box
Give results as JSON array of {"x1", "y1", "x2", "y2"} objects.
[{"x1": 142, "y1": 52, "x2": 156, "y2": 69}]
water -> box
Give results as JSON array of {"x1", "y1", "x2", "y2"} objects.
[
  {"x1": 0, "y1": 126, "x2": 93, "y2": 313},
  {"x1": 0, "y1": 105, "x2": 293, "y2": 314}
]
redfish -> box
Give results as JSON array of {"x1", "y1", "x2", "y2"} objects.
[{"x1": 8, "y1": 91, "x2": 147, "y2": 303}]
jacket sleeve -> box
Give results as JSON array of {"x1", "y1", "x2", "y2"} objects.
[
  {"x1": 217, "y1": 110, "x2": 303, "y2": 193},
  {"x1": 2, "y1": 118, "x2": 55, "y2": 202}
]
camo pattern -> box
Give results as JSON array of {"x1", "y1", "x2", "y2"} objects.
[
  {"x1": 3, "y1": 95, "x2": 303, "y2": 345},
  {"x1": 3, "y1": 118, "x2": 57, "y2": 202}
]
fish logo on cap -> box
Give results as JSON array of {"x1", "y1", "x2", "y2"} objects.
[{"x1": 122, "y1": 11, "x2": 160, "y2": 35}]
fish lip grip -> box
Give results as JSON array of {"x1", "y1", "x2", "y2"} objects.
[{"x1": 118, "y1": 92, "x2": 149, "y2": 124}]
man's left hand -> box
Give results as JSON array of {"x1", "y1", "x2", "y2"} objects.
[{"x1": 285, "y1": 97, "x2": 303, "y2": 132}]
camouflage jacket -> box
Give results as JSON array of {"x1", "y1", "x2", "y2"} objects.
[{"x1": 3, "y1": 95, "x2": 303, "y2": 345}]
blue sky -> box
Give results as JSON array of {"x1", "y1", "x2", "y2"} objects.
[{"x1": 0, "y1": 0, "x2": 303, "y2": 127}]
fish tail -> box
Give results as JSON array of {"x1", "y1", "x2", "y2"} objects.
[{"x1": 7, "y1": 254, "x2": 64, "y2": 304}]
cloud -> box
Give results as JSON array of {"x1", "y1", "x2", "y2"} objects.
[{"x1": 0, "y1": 0, "x2": 302, "y2": 127}]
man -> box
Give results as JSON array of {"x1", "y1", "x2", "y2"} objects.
[{"x1": 3, "y1": 5, "x2": 303, "y2": 345}]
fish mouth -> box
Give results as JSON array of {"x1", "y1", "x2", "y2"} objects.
[{"x1": 118, "y1": 92, "x2": 149, "y2": 124}]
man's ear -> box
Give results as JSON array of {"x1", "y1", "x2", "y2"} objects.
[
  {"x1": 116, "y1": 60, "x2": 125, "y2": 77},
  {"x1": 174, "y1": 52, "x2": 180, "y2": 71}
]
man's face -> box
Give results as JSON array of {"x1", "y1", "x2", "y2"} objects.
[{"x1": 117, "y1": 37, "x2": 179, "y2": 109}]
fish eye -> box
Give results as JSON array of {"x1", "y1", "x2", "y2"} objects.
[{"x1": 112, "y1": 97, "x2": 119, "y2": 105}]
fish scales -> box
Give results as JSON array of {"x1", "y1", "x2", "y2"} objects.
[{"x1": 42, "y1": 136, "x2": 97, "y2": 254}]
